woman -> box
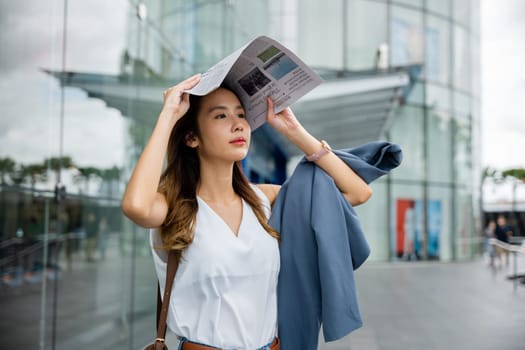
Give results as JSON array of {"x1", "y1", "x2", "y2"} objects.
[{"x1": 121, "y1": 74, "x2": 372, "y2": 350}]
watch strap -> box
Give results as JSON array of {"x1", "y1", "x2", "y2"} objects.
[{"x1": 305, "y1": 140, "x2": 331, "y2": 162}]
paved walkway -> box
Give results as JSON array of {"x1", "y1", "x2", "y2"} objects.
[
  {"x1": 318, "y1": 258, "x2": 525, "y2": 350},
  {"x1": 2, "y1": 241, "x2": 524, "y2": 350}
]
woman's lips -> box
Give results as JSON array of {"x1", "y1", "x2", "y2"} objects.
[{"x1": 229, "y1": 137, "x2": 246, "y2": 145}]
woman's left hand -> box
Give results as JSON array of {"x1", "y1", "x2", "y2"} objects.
[
  {"x1": 265, "y1": 98, "x2": 373, "y2": 207},
  {"x1": 266, "y1": 97, "x2": 303, "y2": 138}
]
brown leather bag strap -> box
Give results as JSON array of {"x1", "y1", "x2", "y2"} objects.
[
  {"x1": 155, "y1": 250, "x2": 179, "y2": 341},
  {"x1": 156, "y1": 284, "x2": 162, "y2": 331}
]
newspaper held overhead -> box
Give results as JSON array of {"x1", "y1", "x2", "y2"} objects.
[{"x1": 185, "y1": 36, "x2": 323, "y2": 131}]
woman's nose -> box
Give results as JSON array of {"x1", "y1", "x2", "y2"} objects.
[{"x1": 231, "y1": 116, "x2": 245, "y2": 131}]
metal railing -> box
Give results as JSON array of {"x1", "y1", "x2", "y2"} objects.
[
  {"x1": 488, "y1": 238, "x2": 525, "y2": 292},
  {"x1": 0, "y1": 235, "x2": 69, "y2": 289}
]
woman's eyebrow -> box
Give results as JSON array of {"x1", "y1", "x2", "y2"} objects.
[{"x1": 207, "y1": 105, "x2": 244, "y2": 113}]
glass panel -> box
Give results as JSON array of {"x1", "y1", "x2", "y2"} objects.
[
  {"x1": 162, "y1": 0, "x2": 271, "y2": 83},
  {"x1": 391, "y1": 183, "x2": 424, "y2": 260},
  {"x1": 453, "y1": 112, "x2": 477, "y2": 258},
  {"x1": 393, "y1": 0, "x2": 423, "y2": 8},
  {"x1": 425, "y1": 15, "x2": 451, "y2": 84},
  {"x1": 471, "y1": 99, "x2": 481, "y2": 122},
  {"x1": 471, "y1": 35, "x2": 481, "y2": 98},
  {"x1": 454, "y1": 117, "x2": 472, "y2": 188},
  {"x1": 426, "y1": 84, "x2": 451, "y2": 111},
  {"x1": 160, "y1": 0, "x2": 201, "y2": 78},
  {"x1": 407, "y1": 82, "x2": 424, "y2": 104},
  {"x1": 427, "y1": 186, "x2": 453, "y2": 261},
  {"x1": 391, "y1": 6, "x2": 424, "y2": 66},
  {"x1": 427, "y1": 0, "x2": 451, "y2": 17},
  {"x1": 471, "y1": 0, "x2": 481, "y2": 35},
  {"x1": 427, "y1": 110, "x2": 452, "y2": 183},
  {"x1": 345, "y1": 0, "x2": 388, "y2": 70},
  {"x1": 389, "y1": 106, "x2": 424, "y2": 181},
  {"x1": 1, "y1": 2, "x2": 63, "y2": 348},
  {"x1": 392, "y1": 185, "x2": 453, "y2": 262},
  {"x1": 194, "y1": 2, "x2": 228, "y2": 71},
  {"x1": 142, "y1": 1, "x2": 163, "y2": 75},
  {"x1": 60, "y1": 1, "x2": 134, "y2": 347},
  {"x1": 453, "y1": 25, "x2": 471, "y2": 91},
  {"x1": 453, "y1": 0, "x2": 471, "y2": 28},
  {"x1": 454, "y1": 91, "x2": 470, "y2": 115},
  {"x1": 232, "y1": 1, "x2": 270, "y2": 48},
  {"x1": 0, "y1": 1, "x2": 154, "y2": 348},
  {"x1": 471, "y1": 108, "x2": 482, "y2": 242},
  {"x1": 455, "y1": 189, "x2": 474, "y2": 260},
  {"x1": 54, "y1": 201, "x2": 137, "y2": 348},
  {"x1": 298, "y1": 0, "x2": 343, "y2": 69},
  {"x1": 355, "y1": 181, "x2": 388, "y2": 261}
]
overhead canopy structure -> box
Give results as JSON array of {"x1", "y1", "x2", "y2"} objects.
[
  {"x1": 262, "y1": 66, "x2": 419, "y2": 156},
  {"x1": 42, "y1": 69, "x2": 166, "y2": 128},
  {"x1": 45, "y1": 64, "x2": 419, "y2": 157}
]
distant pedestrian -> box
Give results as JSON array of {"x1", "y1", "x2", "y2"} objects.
[
  {"x1": 97, "y1": 216, "x2": 109, "y2": 260},
  {"x1": 84, "y1": 211, "x2": 98, "y2": 262},
  {"x1": 494, "y1": 215, "x2": 513, "y2": 267},
  {"x1": 484, "y1": 220, "x2": 496, "y2": 267}
]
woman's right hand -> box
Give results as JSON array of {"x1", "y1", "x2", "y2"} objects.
[{"x1": 160, "y1": 74, "x2": 201, "y2": 122}]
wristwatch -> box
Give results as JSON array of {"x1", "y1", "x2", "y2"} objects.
[{"x1": 305, "y1": 140, "x2": 332, "y2": 162}]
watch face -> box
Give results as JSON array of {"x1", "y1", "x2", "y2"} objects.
[{"x1": 322, "y1": 140, "x2": 331, "y2": 151}]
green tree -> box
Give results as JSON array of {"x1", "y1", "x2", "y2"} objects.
[
  {"x1": 45, "y1": 156, "x2": 74, "y2": 183},
  {"x1": 74, "y1": 166, "x2": 102, "y2": 194},
  {"x1": 101, "y1": 166, "x2": 121, "y2": 181},
  {"x1": 480, "y1": 166, "x2": 505, "y2": 228},
  {"x1": 482, "y1": 167, "x2": 498, "y2": 183},
  {"x1": 502, "y1": 168, "x2": 525, "y2": 227},
  {"x1": 101, "y1": 166, "x2": 121, "y2": 198},
  {"x1": 10, "y1": 164, "x2": 26, "y2": 185},
  {"x1": 502, "y1": 168, "x2": 525, "y2": 182},
  {"x1": 46, "y1": 156, "x2": 74, "y2": 172},
  {"x1": 0, "y1": 157, "x2": 16, "y2": 185},
  {"x1": 23, "y1": 163, "x2": 48, "y2": 190}
]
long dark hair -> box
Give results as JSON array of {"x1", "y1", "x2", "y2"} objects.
[{"x1": 158, "y1": 90, "x2": 279, "y2": 256}]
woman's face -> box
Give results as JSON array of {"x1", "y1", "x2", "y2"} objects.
[{"x1": 190, "y1": 88, "x2": 251, "y2": 162}]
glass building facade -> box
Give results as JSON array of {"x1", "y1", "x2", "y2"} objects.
[{"x1": 0, "y1": 0, "x2": 480, "y2": 348}]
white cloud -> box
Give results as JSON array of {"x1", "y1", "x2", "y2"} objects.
[
  {"x1": 0, "y1": 0, "x2": 129, "y2": 169},
  {"x1": 0, "y1": 0, "x2": 129, "y2": 75},
  {"x1": 61, "y1": 0, "x2": 129, "y2": 74},
  {"x1": 0, "y1": 70, "x2": 126, "y2": 168},
  {"x1": 62, "y1": 92, "x2": 127, "y2": 168}
]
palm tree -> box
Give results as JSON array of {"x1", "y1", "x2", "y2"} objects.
[
  {"x1": 502, "y1": 168, "x2": 525, "y2": 182},
  {"x1": 45, "y1": 156, "x2": 74, "y2": 184},
  {"x1": 74, "y1": 166, "x2": 102, "y2": 195},
  {"x1": 481, "y1": 167, "x2": 498, "y2": 184},
  {"x1": 0, "y1": 158, "x2": 16, "y2": 185},
  {"x1": 100, "y1": 166, "x2": 121, "y2": 199},
  {"x1": 0, "y1": 158, "x2": 16, "y2": 236},
  {"x1": 481, "y1": 167, "x2": 500, "y2": 220},
  {"x1": 501, "y1": 168, "x2": 525, "y2": 235},
  {"x1": 23, "y1": 163, "x2": 48, "y2": 192}
]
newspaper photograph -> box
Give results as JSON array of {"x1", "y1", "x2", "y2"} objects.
[{"x1": 185, "y1": 36, "x2": 323, "y2": 130}]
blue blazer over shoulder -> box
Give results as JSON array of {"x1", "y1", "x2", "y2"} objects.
[{"x1": 269, "y1": 141, "x2": 402, "y2": 350}]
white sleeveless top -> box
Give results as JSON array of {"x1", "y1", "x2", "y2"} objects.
[{"x1": 149, "y1": 185, "x2": 280, "y2": 349}]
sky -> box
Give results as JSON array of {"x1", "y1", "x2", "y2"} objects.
[
  {"x1": 0, "y1": 0, "x2": 129, "y2": 169},
  {"x1": 0, "y1": 0, "x2": 524, "y2": 173},
  {"x1": 481, "y1": 0, "x2": 525, "y2": 171}
]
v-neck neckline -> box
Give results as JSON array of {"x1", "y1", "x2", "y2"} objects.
[{"x1": 197, "y1": 196, "x2": 245, "y2": 238}]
